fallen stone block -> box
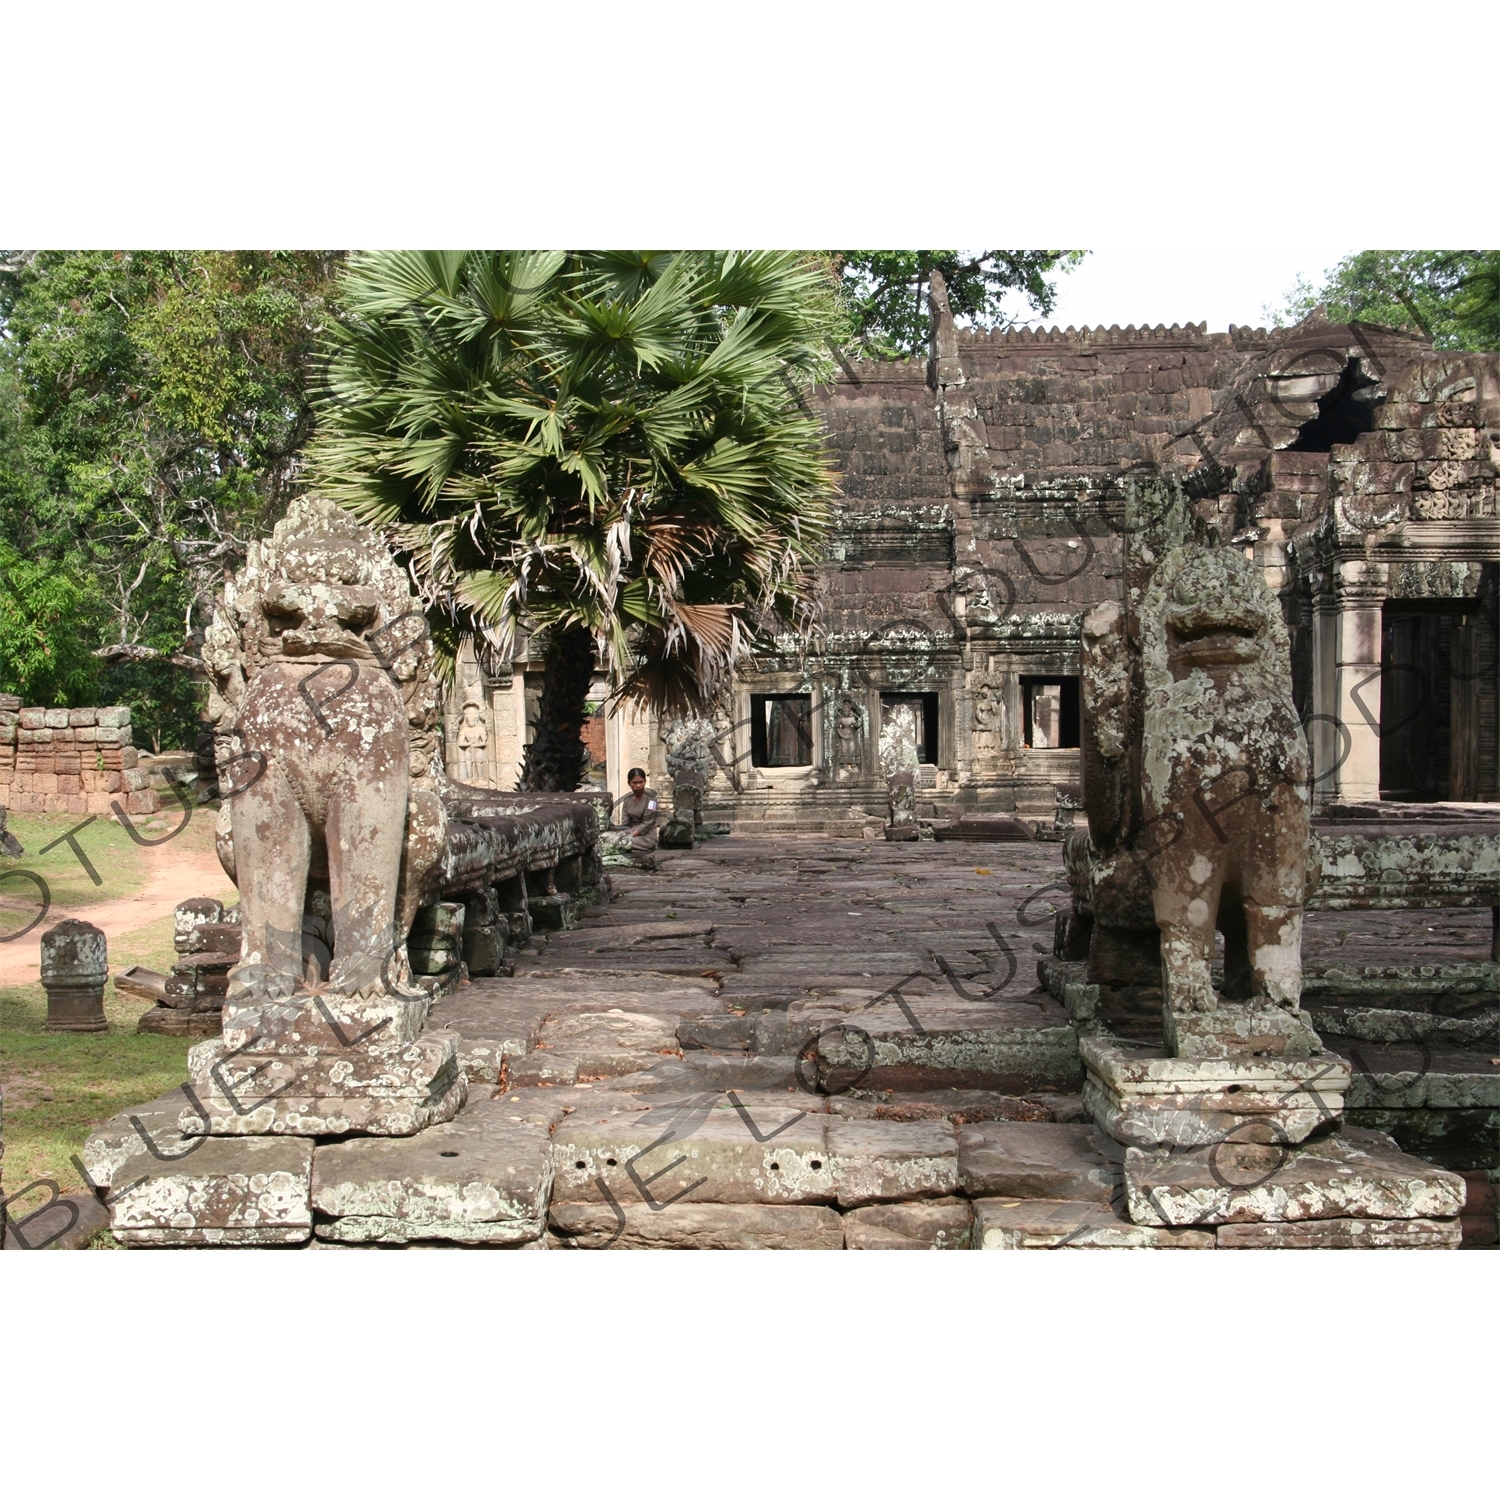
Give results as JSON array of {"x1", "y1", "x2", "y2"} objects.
[
  {"x1": 1215, "y1": 1218, "x2": 1462, "y2": 1249},
  {"x1": 972, "y1": 1198, "x2": 1215, "y2": 1250},
  {"x1": 108, "y1": 1135, "x2": 314, "y2": 1246},
  {"x1": 551, "y1": 1106, "x2": 831, "y2": 1206},
  {"x1": 3, "y1": 1190, "x2": 110, "y2": 1250},
  {"x1": 843, "y1": 1198, "x2": 972, "y2": 1249},
  {"x1": 825, "y1": 1119, "x2": 958, "y2": 1207},
  {"x1": 1125, "y1": 1126, "x2": 1468, "y2": 1227},
  {"x1": 548, "y1": 1201, "x2": 844, "y2": 1249},
  {"x1": 958, "y1": 1121, "x2": 1116, "y2": 1204},
  {"x1": 312, "y1": 1099, "x2": 554, "y2": 1245}
]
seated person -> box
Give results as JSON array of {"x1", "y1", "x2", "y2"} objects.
[{"x1": 602, "y1": 767, "x2": 660, "y2": 859}]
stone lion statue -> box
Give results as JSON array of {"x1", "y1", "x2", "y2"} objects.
[
  {"x1": 1139, "y1": 544, "x2": 1310, "y2": 1021},
  {"x1": 203, "y1": 495, "x2": 446, "y2": 998}
]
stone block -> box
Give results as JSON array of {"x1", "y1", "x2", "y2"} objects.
[
  {"x1": 108, "y1": 1135, "x2": 314, "y2": 1246},
  {"x1": 462, "y1": 921, "x2": 507, "y2": 976},
  {"x1": 535, "y1": 1008, "x2": 681, "y2": 1079},
  {"x1": 19, "y1": 728, "x2": 51, "y2": 744},
  {"x1": 124, "y1": 790, "x2": 156, "y2": 815},
  {"x1": 220, "y1": 992, "x2": 429, "y2": 1052},
  {"x1": 1082, "y1": 1036, "x2": 1349, "y2": 1148},
  {"x1": 816, "y1": 998, "x2": 1081, "y2": 1093},
  {"x1": 843, "y1": 1198, "x2": 973, "y2": 1249},
  {"x1": 67, "y1": 708, "x2": 96, "y2": 727},
  {"x1": 138, "y1": 1006, "x2": 222, "y2": 1038},
  {"x1": 1125, "y1": 1126, "x2": 1468, "y2": 1227},
  {"x1": 549, "y1": 1201, "x2": 845, "y2": 1249},
  {"x1": 506, "y1": 1052, "x2": 581, "y2": 1087},
  {"x1": 972, "y1": 1198, "x2": 1215, "y2": 1249},
  {"x1": 18, "y1": 708, "x2": 45, "y2": 728},
  {"x1": 1165, "y1": 1003, "x2": 1323, "y2": 1059},
  {"x1": 528, "y1": 891, "x2": 581, "y2": 931},
  {"x1": 96, "y1": 706, "x2": 131, "y2": 727},
  {"x1": 311, "y1": 1098, "x2": 553, "y2": 1244},
  {"x1": 174, "y1": 896, "x2": 226, "y2": 951},
  {"x1": 958, "y1": 1120, "x2": 1116, "y2": 1203},
  {"x1": 184, "y1": 1029, "x2": 465, "y2": 1137},
  {"x1": 551, "y1": 1106, "x2": 832, "y2": 1206},
  {"x1": 825, "y1": 1118, "x2": 958, "y2": 1207},
  {"x1": 1216, "y1": 1218, "x2": 1462, "y2": 1249},
  {"x1": 425, "y1": 990, "x2": 547, "y2": 1082},
  {"x1": 82, "y1": 1090, "x2": 204, "y2": 1189},
  {"x1": 43, "y1": 707, "x2": 69, "y2": 728},
  {"x1": 3, "y1": 1189, "x2": 109, "y2": 1250}
]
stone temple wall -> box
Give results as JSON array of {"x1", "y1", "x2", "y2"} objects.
[
  {"x1": 469, "y1": 313, "x2": 1499, "y2": 828},
  {"x1": 0, "y1": 702, "x2": 160, "y2": 817}
]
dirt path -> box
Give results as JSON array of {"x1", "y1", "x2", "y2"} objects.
[{"x1": 0, "y1": 839, "x2": 234, "y2": 989}]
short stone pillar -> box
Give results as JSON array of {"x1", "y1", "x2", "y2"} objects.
[{"x1": 41, "y1": 919, "x2": 109, "y2": 1032}]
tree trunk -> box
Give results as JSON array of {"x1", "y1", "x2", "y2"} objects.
[{"x1": 519, "y1": 626, "x2": 596, "y2": 792}]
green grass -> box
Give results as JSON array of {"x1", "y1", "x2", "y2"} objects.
[
  {"x1": 0, "y1": 823, "x2": 227, "y2": 1228},
  {"x1": 0, "y1": 810, "x2": 179, "y2": 933},
  {"x1": 2, "y1": 913, "x2": 194, "y2": 1204}
]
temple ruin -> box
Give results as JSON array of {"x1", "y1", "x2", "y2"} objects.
[
  {"x1": 12, "y1": 306, "x2": 1496, "y2": 1252},
  {"x1": 448, "y1": 309, "x2": 1498, "y2": 823}
]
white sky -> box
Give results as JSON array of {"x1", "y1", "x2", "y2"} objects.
[{"x1": 999, "y1": 246, "x2": 1360, "y2": 336}]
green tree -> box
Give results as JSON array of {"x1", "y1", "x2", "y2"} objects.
[
  {"x1": 1275, "y1": 250, "x2": 1500, "y2": 351},
  {"x1": 0, "y1": 250, "x2": 342, "y2": 741},
  {"x1": 830, "y1": 250, "x2": 1087, "y2": 359},
  {"x1": 310, "y1": 250, "x2": 841, "y2": 792}
]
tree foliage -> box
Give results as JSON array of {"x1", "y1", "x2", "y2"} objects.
[
  {"x1": 1276, "y1": 251, "x2": 1500, "y2": 351},
  {"x1": 830, "y1": 250, "x2": 1088, "y2": 359},
  {"x1": 0, "y1": 250, "x2": 342, "y2": 743},
  {"x1": 309, "y1": 250, "x2": 842, "y2": 791}
]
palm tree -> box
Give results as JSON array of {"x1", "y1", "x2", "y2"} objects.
[{"x1": 310, "y1": 250, "x2": 840, "y2": 791}]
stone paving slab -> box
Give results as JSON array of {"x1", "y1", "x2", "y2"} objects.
[
  {"x1": 108, "y1": 1135, "x2": 313, "y2": 1246},
  {"x1": 1215, "y1": 1217, "x2": 1463, "y2": 1248},
  {"x1": 815, "y1": 999, "x2": 1081, "y2": 1093},
  {"x1": 957, "y1": 1121, "x2": 1116, "y2": 1204},
  {"x1": 1125, "y1": 1126, "x2": 1468, "y2": 1227},
  {"x1": 533, "y1": 1009, "x2": 682, "y2": 1079},
  {"x1": 842, "y1": 1198, "x2": 973, "y2": 1249},
  {"x1": 550, "y1": 1107, "x2": 832, "y2": 1206},
  {"x1": 426, "y1": 991, "x2": 552, "y2": 1082},
  {"x1": 548, "y1": 1202, "x2": 845, "y2": 1249},
  {"x1": 825, "y1": 1119, "x2": 959, "y2": 1207},
  {"x1": 972, "y1": 1198, "x2": 1216, "y2": 1250}
]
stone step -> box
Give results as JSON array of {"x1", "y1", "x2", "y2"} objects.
[
  {"x1": 972, "y1": 1198, "x2": 1216, "y2": 1249},
  {"x1": 1124, "y1": 1125, "x2": 1467, "y2": 1227},
  {"x1": 311, "y1": 1097, "x2": 555, "y2": 1245},
  {"x1": 1216, "y1": 1218, "x2": 1463, "y2": 1248},
  {"x1": 957, "y1": 1121, "x2": 1117, "y2": 1204},
  {"x1": 842, "y1": 1199, "x2": 973, "y2": 1248},
  {"x1": 107, "y1": 1135, "x2": 314, "y2": 1246},
  {"x1": 810, "y1": 997, "x2": 1081, "y2": 1093},
  {"x1": 548, "y1": 1202, "x2": 844, "y2": 1249}
]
